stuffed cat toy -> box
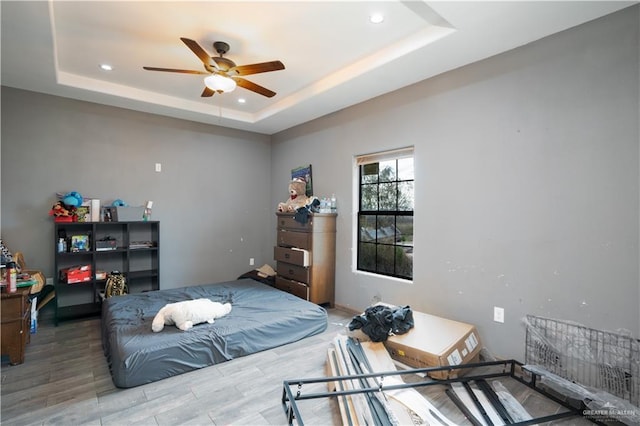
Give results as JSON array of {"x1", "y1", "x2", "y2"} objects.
[{"x1": 151, "y1": 298, "x2": 232, "y2": 332}]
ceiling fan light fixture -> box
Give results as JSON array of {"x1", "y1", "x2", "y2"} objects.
[{"x1": 204, "y1": 74, "x2": 237, "y2": 93}]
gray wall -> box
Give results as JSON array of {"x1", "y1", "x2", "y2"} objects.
[
  {"x1": 271, "y1": 6, "x2": 639, "y2": 360},
  {"x1": 2, "y1": 6, "x2": 638, "y2": 361},
  {"x1": 1, "y1": 88, "x2": 273, "y2": 289}
]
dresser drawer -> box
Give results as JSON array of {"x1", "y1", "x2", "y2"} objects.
[
  {"x1": 274, "y1": 246, "x2": 310, "y2": 266},
  {"x1": 277, "y1": 261, "x2": 310, "y2": 284},
  {"x1": 274, "y1": 276, "x2": 309, "y2": 300},
  {"x1": 277, "y1": 214, "x2": 313, "y2": 231},
  {"x1": 277, "y1": 229, "x2": 311, "y2": 250}
]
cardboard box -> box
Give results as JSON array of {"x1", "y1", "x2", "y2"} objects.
[
  {"x1": 113, "y1": 206, "x2": 145, "y2": 222},
  {"x1": 383, "y1": 310, "x2": 482, "y2": 379},
  {"x1": 60, "y1": 265, "x2": 92, "y2": 284}
]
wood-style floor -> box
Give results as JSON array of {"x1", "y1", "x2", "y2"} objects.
[{"x1": 1, "y1": 307, "x2": 593, "y2": 425}]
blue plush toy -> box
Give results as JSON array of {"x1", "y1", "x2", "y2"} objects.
[
  {"x1": 112, "y1": 199, "x2": 128, "y2": 207},
  {"x1": 62, "y1": 191, "x2": 83, "y2": 208}
]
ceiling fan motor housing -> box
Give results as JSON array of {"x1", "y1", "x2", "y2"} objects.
[
  {"x1": 211, "y1": 41, "x2": 235, "y2": 71},
  {"x1": 213, "y1": 41, "x2": 230, "y2": 55}
]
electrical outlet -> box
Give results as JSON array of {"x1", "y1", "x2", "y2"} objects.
[
  {"x1": 155, "y1": 163, "x2": 162, "y2": 172},
  {"x1": 46, "y1": 277, "x2": 53, "y2": 285},
  {"x1": 494, "y1": 306, "x2": 505, "y2": 323},
  {"x1": 249, "y1": 258, "x2": 255, "y2": 266}
]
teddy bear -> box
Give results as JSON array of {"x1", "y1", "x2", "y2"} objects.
[
  {"x1": 277, "y1": 178, "x2": 310, "y2": 212},
  {"x1": 151, "y1": 298, "x2": 232, "y2": 332}
]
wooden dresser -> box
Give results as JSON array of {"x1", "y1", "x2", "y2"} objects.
[
  {"x1": 274, "y1": 212, "x2": 336, "y2": 306},
  {"x1": 1, "y1": 288, "x2": 31, "y2": 365}
]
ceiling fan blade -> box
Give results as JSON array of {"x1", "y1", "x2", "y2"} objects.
[
  {"x1": 143, "y1": 66, "x2": 208, "y2": 75},
  {"x1": 201, "y1": 87, "x2": 215, "y2": 97},
  {"x1": 234, "y1": 77, "x2": 276, "y2": 98},
  {"x1": 229, "y1": 61, "x2": 285, "y2": 76},
  {"x1": 180, "y1": 37, "x2": 214, "y2": 67}
]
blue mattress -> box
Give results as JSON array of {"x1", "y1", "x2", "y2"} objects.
[{"x1": 101, "y1": 279, "x2": 327, "y2": 388}]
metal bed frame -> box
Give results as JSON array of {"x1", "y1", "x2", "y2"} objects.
[{"x1": 282, "y1": 359, "x2": 604, "y2": 425}]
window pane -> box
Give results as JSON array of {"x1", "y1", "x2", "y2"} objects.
[
  {"x1": 361, "y1": 163, "x2": 379, "y2": 184},
  {"x1": 359, "y1": 215, "x2": 377, "y2": 242},
  {"x1": 378, "y1": 160, "x2": 396, "y2": 182},
  {"x1": 376, "y1": 244, "x2": 395, "y2": 275},
  {"x1": 395, "y1": 244, "x2": 413, "y2": 279},
  {"x1": 379, "y1": 183, "x2": 396, "y2": 211},
  {"x1": 396, "y1": 216, "x2": 413, "y2": 247},
  {"x1": 398, "y1": 181, "x2": 414, "y2": 211},
  {"x1": 377, "y1": 215, "x2": 397, "y2": 243},
  {"x1": 358, "y1": 242, "x2": 376, "y2": 271},
  {"x1": 398, "y1": 157, "x2": 414, "y2": 180},
  {"x1": 361, "y1": 184, "x2": 378, "y2": 211}
]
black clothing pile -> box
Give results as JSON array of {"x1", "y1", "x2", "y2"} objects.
[
  {"x1": 348, "y1": 304, "x2": 414, "y2": 342},
  {"x1": 293, "y1": 198, "x2": 321, "y2": 224}
]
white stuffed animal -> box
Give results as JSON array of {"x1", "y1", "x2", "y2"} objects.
[{"x1": 151, "y1": 298, "x2": 232, "y2": 332}]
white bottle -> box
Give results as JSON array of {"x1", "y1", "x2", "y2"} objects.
[
  {"x1": 330, "y1": 194, "x2": 337, "y2": 213},
  {"x1": 320, "y1": 198, "x2": 329, "y2": 213}
]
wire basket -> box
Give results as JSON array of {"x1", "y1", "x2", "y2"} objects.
[{"x1": 525, "y1": 314, "x2": 639, "y2": 407}]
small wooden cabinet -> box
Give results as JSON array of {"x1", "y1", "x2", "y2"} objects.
[
  {"x1": 1, "y1": 289, "x2": 31, "y2": 365},
  {"x1": 274, "y1": 212, "x2": 336, "y2": 306}
]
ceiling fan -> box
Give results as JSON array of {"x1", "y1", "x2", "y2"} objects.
[{"x1": 143, "y1": 37, "x2": 285, "y2": 98}]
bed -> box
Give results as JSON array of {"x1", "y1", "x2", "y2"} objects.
[{"x1": 101, "y1": 278, "x2": 328, "y2": 388}]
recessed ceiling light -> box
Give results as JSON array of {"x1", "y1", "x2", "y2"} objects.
[
  {"x1": 369, "y1": 13, "x2": 384, "y2": 24},
  {"x1": 99, "y1": 64, "x2": 113, "y2": 71},
  {"x1": 238, "y1": 98, "x2": 246, "y2": 104}
]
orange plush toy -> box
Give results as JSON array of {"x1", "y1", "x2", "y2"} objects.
[{"x1": 49, "y1": 201, "x2": 77, "y2": 222}]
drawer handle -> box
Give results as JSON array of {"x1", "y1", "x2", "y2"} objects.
[
  {"x1": 284, "y1": 253, "x2": 290, "y2": 259},
  {"x1": 289, "y1": 269, "x2": 294, "y2": 275}
]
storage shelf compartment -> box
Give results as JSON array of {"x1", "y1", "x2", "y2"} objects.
[
  {"x1": 55, "y1": 303, "x2": 101, "y2": 321},
  {"x1": 128, "y1": 269, "x2": 159, "y2": 280}
]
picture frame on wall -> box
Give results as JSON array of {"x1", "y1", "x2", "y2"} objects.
[{"x1": 291, "y1": 164, "x2": 313, "y2": 196}]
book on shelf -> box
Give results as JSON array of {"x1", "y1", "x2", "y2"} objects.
[{"x1": 129, "y1": 241, "x2": 154, "y2": 249}]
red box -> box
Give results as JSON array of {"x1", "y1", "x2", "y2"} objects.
[
  {"x1": 54, "y1": 216, "x2": 77, "y2": 223},
  {"x1": 61, "y1": 265, "x2": 92, "y2": 284}
]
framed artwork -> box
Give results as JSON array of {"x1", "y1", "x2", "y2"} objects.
[
  {"x1": 102, "y1": 206, "x2": 116, "y2": 222},
  {"x1": 70, "y1": 235, "x2": 90, "y2": 252},
  {"x1": 291, "y1": 164, "x2": 313, "y2": 196}
]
